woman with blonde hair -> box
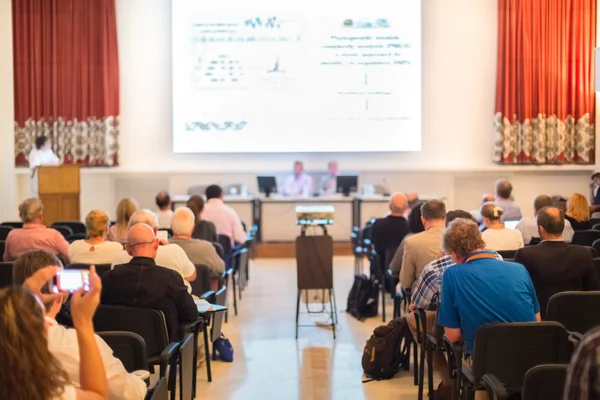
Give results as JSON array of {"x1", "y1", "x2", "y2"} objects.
[
  {"x1": 0, "y1": 266, "x2": 107, "y2": 400},
  {"x1": 108, "y1": 198, "x2": 137, "y2": 242},
  {"x1": 480, "y1": 203, "x2": 524, "y2": 251},
  {"x1": 566, "y1": 193, "x2": 592, "y2": 231},
  {"x1": 69, "y1": 210, "x2": 124, "y2": 264}
]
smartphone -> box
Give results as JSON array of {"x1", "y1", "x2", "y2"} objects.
[
  {"x1": 53, "y1": 270, "x2": 90, "y2": 293},
  {"x1": 156, "y1": 230, "x2": 169, "y2": 240}
]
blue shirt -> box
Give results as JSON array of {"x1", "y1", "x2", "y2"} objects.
[{"x1": 437, "y1": 251, "x2": 540, "y2": 354}]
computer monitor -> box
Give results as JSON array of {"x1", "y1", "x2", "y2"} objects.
[
  {"x1": 257, "y1": 176, "x2": 277, "y2": 197},
  {"x1": 336, "y1": 175, "x2": 358, "y2": 197}
]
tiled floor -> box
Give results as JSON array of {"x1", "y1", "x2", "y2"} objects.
[{"x1": 195, "y1": 256, "x2": 422, "y2": 400}]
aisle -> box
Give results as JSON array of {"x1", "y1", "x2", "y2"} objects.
[{"x1": 195, "y1": 256, "x2": 421, "y2": 400}]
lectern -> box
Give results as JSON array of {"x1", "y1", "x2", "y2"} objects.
[{"x1": 37, "y1": 165, "x2": 81, "y2": 226}]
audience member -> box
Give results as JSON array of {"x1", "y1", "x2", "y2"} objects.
[
  {"x1": 169, "y1": 207, "x2": 225, "y2": 278},
  {"x1": 564, "y1": 326, "x2": 600, "y2": 400},
  {"x1": 102, "y1": 224, "x2": 199, "y2": 341},
  {"x1": 470, "y1": 193, "x2": 495, "y2": 217},
  {"x1": 202, "y1": 185, "x2": 247, "y2": 246},
  {"x1": 108, "y1": 198, "x2": 137, "y2": 243},
  {"x1": 111, "y1": 210, "x2": 196, "y2": 288},
  {"x1": 480, "y1": 203, "x2": 524, "y2": 250},
  {"x1": 3, "y1": 198, "x2": 69, "y2": 262},
  {"x1": 282, "y1": 161, "x2": 313, "y2": 196},
  {"x1": 319, "y1": 161, "x2": 338, "y2": 195},
  {"x1": 406, "y1": 210, "x2": 494, "y2": 400},
  {"x1": 516, "y1": 195, "x2": 574, "y2": 244},
  {"x1": 400, "y1": 200, "x2": 446, "y2": 291},
  {"x1": 406, "y1": 192, "x2": 420, "y2": 209},
  {"x1": 389, "y1": 201, "x2": 425, "y2": 277},
  {"x1": 438, "y1": 219, "x2": 540, "y2": 380},
  {"x1": 155, "y1": 191, "x2": 173, "y2": 229},
  {"x1": 0, "y1": 266, "x2": 108, "y2": 399},
  {"x1": 13, "y1": 251, "x2": 146, "y2": 399},
  {"x1": 565, "y1": 193, "x2": 592, "y2": 231},
  {"x1": 492, "y1": 179, "x2": 522, "y2": 221},
  {"x1": 514, "y1": 207, "x2": 600, "y2": 319},
  {"x1": 590, "y1": 172, "x2": 600, "y2": 218},
  {"x1": 68, "y1": 210, "x2": 123, "y2": 264},
  {"x1": 370, "y1": 193, "x2": 410, "y2": 265},
  {"x1": 186, "y1": 195, "x2": 218, "y2": 242}
]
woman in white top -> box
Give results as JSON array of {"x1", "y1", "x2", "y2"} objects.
[
  {"x1": 69, "y1": 210, "x2": 124, "y2": 264},
  {"x1": 29, "y1": 136, "x2": 60, "y2": 197},
  {"x1": 0, "y1": 266, "x2": 108, "y2": 400},
  {"x1": 481, "y1": 203, "x2": 524, "y2": 251}
]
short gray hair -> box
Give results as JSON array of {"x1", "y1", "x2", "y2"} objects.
[
  {"x1": 171, "y1": 207, "x2": 195, "y2": 236},
  {"x1": 19, "y1": 198, "x2": 43, "y2": 223},
  {"x1": 128, "y1": 209, "x2": 159, "y2": 229},
  {"x1": 442, "y1": 219, "x2": 486, "y2": 259}
]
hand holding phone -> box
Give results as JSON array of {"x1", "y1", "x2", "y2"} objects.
[{"x1": 53, "y1": 269, "x2": 90, "y2": 293}]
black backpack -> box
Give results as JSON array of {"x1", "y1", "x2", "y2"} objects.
[
  {"x1": 362, "y1": 317, "x2": 408, "y2": 380},
  {"x1": 346, "y1": 274, "x2": 379, "y2": 321}
]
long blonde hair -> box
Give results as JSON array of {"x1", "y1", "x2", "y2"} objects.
[
  {"x1": 0, "y1": 287, "x2": 69, "y2": 399},
  {"x1": 115, "y1": 198, "x2": 137, "y2": 239},
  {"x1": 566, "y1": 193, "x2": 590, "y2": 223}
]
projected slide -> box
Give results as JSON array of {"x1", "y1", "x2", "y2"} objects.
[{"x1": 172, "y1": 0, "x2": 422, "y2": 153}]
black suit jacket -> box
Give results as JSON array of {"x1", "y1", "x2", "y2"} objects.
[
  {"x1": 514, "y1": 241, "x2": 600, "y2": 318},
  {"x1": 371, "y1": 215, "x2": 410, "y2": 265},
  {"x1": 101, "y1": 257, "x2": 198, "y2": 340}
]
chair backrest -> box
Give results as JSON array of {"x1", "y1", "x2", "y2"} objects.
[
  {"x1": 190, "y1": 265, "x2": 211, "y2": 297},
  {"x1": 0, "y1": 225, "x2": 13, "y2": 240},
  {"x1": 471, "y1": 322, "x2": 570, "y2": 388},
  {"x1": 0, "y1": 222, "x2": 23, "y2": 229},
  {"x1": 66, "y1": 263, "x2": 112, "y2": 277},
  {"x1": 217, "y1": 235, "x2": 232, "y2": 259},
  {"x1": 592, "y1": 240, "x2": 600, "y2": 257},
  {"x1": 93, "y1": 305, "x2": 170, "y2": 357},
  {"x1": 496, "y1": 249, "x2": 517, "y2": 260},
  {"x1": 546, "y1": 291, "x2": 600, "y2": 334},
  {"x1": 67, "y1": 232, "x2": 87, "y2": 243},
  {"x1": 584, "y1": 245, "x2": 599, "y2": 258},
  {"x1": 149, "y1": 377, "x2": 168, "y2": 400},
  {"x1": 52, "y1": 221, "x2": 86, "y2": 235},
  {"x1": 521, "y1": 364, "x2": 568, "y2": 400},
  {"x1": 384, "y1": 246, "x2": 399, "y2": 270},
  {"x1": 211, "y1": 287, "x2": 227, "y2": 343},
  {"x1": 97, "y1": 331, "x2": 148, "y2": 373},
  {"x1": 572, "y1": 230, "x2": 600, "y2": 247},
  {"x1": 593, "y1": 224, "x2": 600, "y2": 232},
  {"x1": 52, "y1": 225, "x2": 74, "y2": 239},
  {"x1": 0, "y1": 262, "x2": 13, "y2": 288},
  {"x1": 590, "y1": 219, "x2": 600, "y2": 229},
  {"x1": 178, "y1": 333, "x2": 195, "y2": 400}
]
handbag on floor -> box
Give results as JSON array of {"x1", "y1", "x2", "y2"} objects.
[{"x1": 214, "y1": 333, "x2": 234, "y2": 362}]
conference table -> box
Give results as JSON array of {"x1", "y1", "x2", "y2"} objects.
[{"x1": 171, "y1": 194, "x2": 427, "y2": 242}]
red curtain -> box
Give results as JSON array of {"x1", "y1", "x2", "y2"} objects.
[
  {"x1": 494, "y1": 0, "x2": 596, "y2": 164},
  {"x1": 12, "y1": 0, "x2": 120, "y2": 166}
]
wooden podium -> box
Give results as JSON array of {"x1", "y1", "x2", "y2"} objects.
[{"x1": 37, "y1": 165, "x2": 81, "y2": 226}]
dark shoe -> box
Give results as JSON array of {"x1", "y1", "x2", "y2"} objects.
[{"x1": 429, "y1": 383, "x2": 453, "y2": 400}]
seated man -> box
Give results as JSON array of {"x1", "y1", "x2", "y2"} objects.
[
  {"x1": 111, "y1": 210, "x2": 196, "y2": 290},
  {"x1": 370, "y1": 193, "x2": 410, "y2": 267},
  {"x1": 400, "y1": 200, "x2": 447, "y2": 292},
  {"x1": 103, "y1": 224, "x2": 199, "y2": 341},
  {"x1": 3, "y1": 198, "x2": 69, "y2": 262},
  {"x1": 516, "y1": 195, "x2": 574, "y2": 244},
  {"x1": 12, "y1": 250, "x2": 147, "y2": 400},
  {"x1": 169, "y1": 207, "x2": 225, "y2": 278},
  {"x1": 438, "y1": 218, "x2": 540, "y2": 399},
  {"x1": 493, "y1": 179, "x2": 522, "y2": 221},
  {"x1": 282, "y1": 160, "x2": 313, "y2": 197},
  {"x1": 202, "y1": 185, "x2": 247, "y2": 246},
  {"x1": 514, "y1": 207, "x2": 600, "y2": 318},
  {"x1": 155, "y1": 191, "x2": 173, "y2": 229}
]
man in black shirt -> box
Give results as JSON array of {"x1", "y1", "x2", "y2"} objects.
[
  {"x1": 514, "y1": 207, "x2": 600, "y2": 319},
  {"x1": 101, "y1": 223, "x2": 198, "y2": 340},
  {"x1": 370, "y1": 193, "x2": 410, "y2": 267}
]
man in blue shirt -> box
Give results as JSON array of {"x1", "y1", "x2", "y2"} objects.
[{"x1": 438, "y1": 218, "x2": 540, "y2": 357}]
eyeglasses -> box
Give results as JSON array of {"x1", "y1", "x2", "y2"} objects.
[{"x1": 126, "y1": 239, "x2": 157, "y2": 247}]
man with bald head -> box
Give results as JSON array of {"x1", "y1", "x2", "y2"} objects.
[
  {"x1": 155, "y1": 191, "x2": 173, "y2": 229},
  {"x1": 101, "y1": 224, "x2": 199, "y2": 340},
  {"x1": 370, "y1": 193, "x2": 410, "y2": 265},
  {"x1": 514, "y1": 206, "x2": 600, "y2": 318},
  {"x1": 516, "y1": 194, "x2": 574, "y2": 244}
]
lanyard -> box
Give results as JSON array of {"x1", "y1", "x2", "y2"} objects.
[{"x1": 463, "y1": 251, "x2": 497, "y2": 264}]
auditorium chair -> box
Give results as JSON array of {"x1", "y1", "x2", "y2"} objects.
[
  {"x1": 484, "y1": 364, "x2": 568, "y2": 400},
  {"x1": 0, "y1": 262, "x2": 13, "y2": 288},
  {"x1": 97, "y1": 331, "x2": 149, "y2": 374},
  {"x1": 572, "y1": 230, "x2": 600, "y2": 247},
  {"x1": 66, "y1": 263, "x2": 111, "y2": 277},
  {"x1": 51, "y1": 221, "x2": 86, "y2": 235},
  {"x1": 415, "y1": 307, "x2": 444, "y2": 399},
  {"x1": 52, "y1": 225, "x2": 74, "y2": 239},
  {"x1": 592, "y1": 240, "x2": 600, "y2": 256},
  {"x1": 0, "y1": 221, "x2": 22, "y2": 229},
  {"x1": 0, "y1": 241, "x2": 5, "y2": 260},
  {"x1": 0, "y1": 225, "x2": 12, "y2": 240},
  {"x1": 496, "y1": 249, "x2": 517, "y2": 261},
  {"x1": 147, "y1": 377, "x2": 168, "y2": 400},
  {"x1": 189, "y1": 265, "x2": 211, "y2": 298},
  {"x1": 546, "y1": 291, "x2": 600, "y2": 337},
  {"x1": 457, "y1": 322, "x2": 570, "y2": 399}
]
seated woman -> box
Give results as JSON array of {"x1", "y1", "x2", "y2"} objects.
[
  {"x1": 566, "y1": 193, "x2": 592, "y2": 231},
  {"x1": 69, "y1": 210, "x2": 124, "y2": 264},
  {"x1": 0, "y1": 267, "x2": 108, "y2": 399},
  {"x1": 481, "y1": 203, "x2": 524, "y2": 251},
  {"x1": 186, "y1": 195, "x2": 218, "y2": 242},
  {"x1": 108, "y1": 198, "x2": 137, "y2": 243}
]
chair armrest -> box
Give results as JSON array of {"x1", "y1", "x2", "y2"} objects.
[
  {"x1": 482, "y1": 374, "x2": 509, "y2": 400},
  {"x1": 569, "y1": 331, "x2": 584, "y2": 341},
  {"x1": 201, "y1": 290, "x2": 216, "y2": 303},
  {"x1": 159, "y1": 342, "x2": 181, "y2": 378},
  {"x1": 443, "y1": 334, "x2": 463, "y2": 382}
]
